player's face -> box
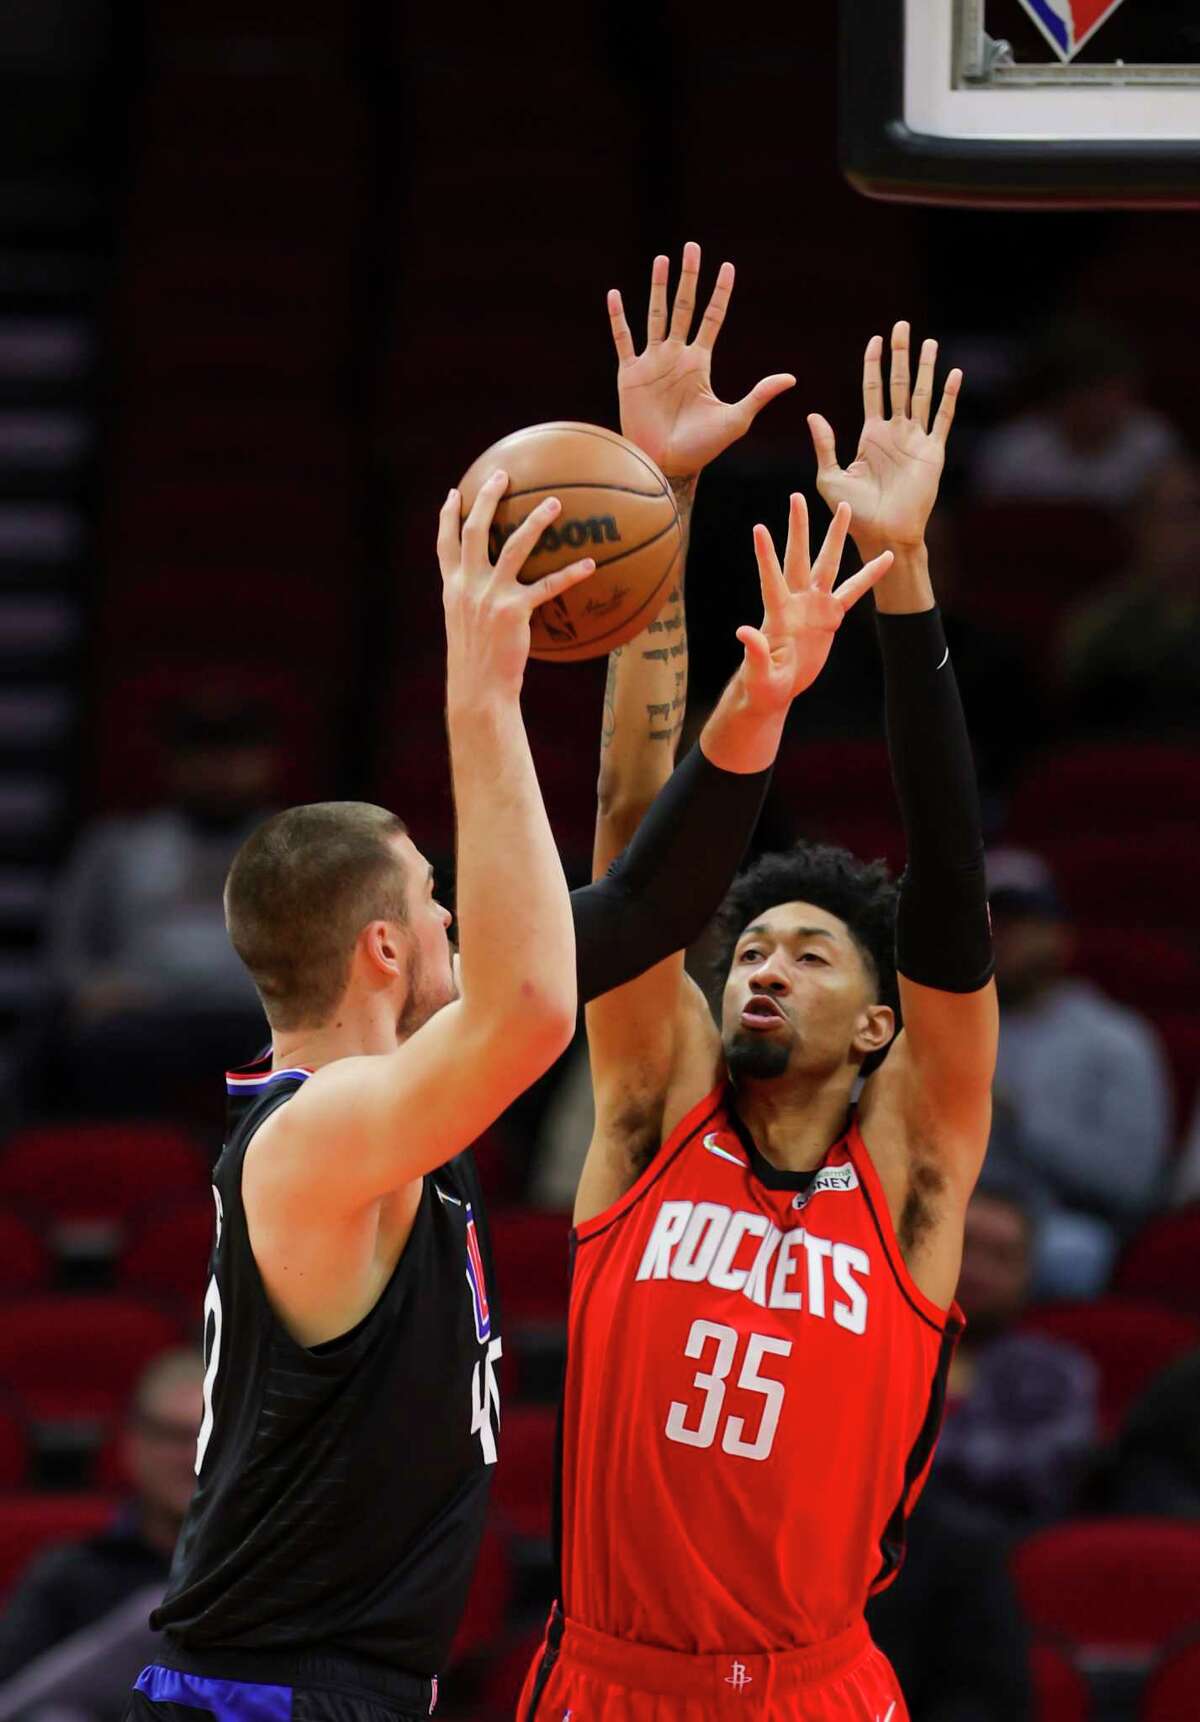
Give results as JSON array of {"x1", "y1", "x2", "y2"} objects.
[
  {"x1": 721, "y1": 901, "x2": 881, "y2": 1084},
  {"x1": 393, "y1": 836, "x2": 457, "y2": 1036}
]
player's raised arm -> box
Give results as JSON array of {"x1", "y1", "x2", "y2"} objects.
[
  {"x1": 255, "y1": 475, "x2": 597, "y2": 1209},
  {"x1": 809, "y1": 322, "x2": 999, "y2": 1187}
]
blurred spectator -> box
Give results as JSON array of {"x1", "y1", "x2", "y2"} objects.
[
  {"x1": 1107, "y1": 1350, "x2": 1200, "y2": 1517},
  {"x1": 867, "y1": 1484, "x2": 1033, "y2": 1722},
  {"x1": 972, "y1": 319, "x2": 1181, "y2": 507},
  {"x1": 0, "y1": 1350, "x2": 202, "y2": 1714},
  {"x1": 1173, "y1": 1101, "x2": 1200, "y2": 1206},
  {"x1": 1061, "y1": 456, "x2": 1200, "y2": 735},
  {"x1": 984, "y1": 848, "x2": 1171, "y2": 1298},
  {"x1": 45, "y1": 694, "x2": 276, "y2": 1118},
  {"x1": 935, "y1": 1176, "x2": 1099, "y2": 1531}
]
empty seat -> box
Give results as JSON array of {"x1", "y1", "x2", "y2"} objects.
[
  {"x1": 488, "y1": 1210, "x2": 572, "y2": 1326},
  {"x1": 0, "y1": 1493, "x2": 117, "y2": 1601},
  {"x1": 1115, "y1": 1207, "x2": 1200, "y2": 1322},
  {"x1": 0, "y1": 1209, "x2": 52, "y2": 1293},
  {"x1": 1013, "y1": 1519, "x2": 1200, "y2": 1670},
  {"x1": 1141, "y1": 1637, "x2": 1200, "y2": 1722},
  {"x1": 1021, "y1": 1300, "x2": 1200, "y2": 1438},
  {"x1": 1009, "y1": 745, "x2": 1200, "y2": 842},
  {"x1": 1030, "y1": 1643, "x2": 1091, "y2": 1722},
  {"x1": 1039, "y1": 836, "x2": 1197, "y2": 932},
  {"x1": 118, "y1": 1201, "x2": 214, "y2": 1320},
  {"x1": 0, "y1": 1122, "x2": 208, "y2": 1248},
  {"x1": 491, "y1": 1405, "x2": 557, "y2": 1540},
  {"x1": 1070, "y1": 928, "x2": 1200, "y2": 1016},
  {"x1": 0, "y1": 1295, "x2": 184, "y2": 1423},
  {"x1": 0, "y1": 1402, "x2": 29, "y2": 1489}
]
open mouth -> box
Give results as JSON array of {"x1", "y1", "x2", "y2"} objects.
[{"x1": 740, "y1": 996, "x2": 786, "y2": 1031}]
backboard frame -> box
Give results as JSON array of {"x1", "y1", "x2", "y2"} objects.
[{"x1": 841, "y1": 0, "x2": 1200, "y2": 208}]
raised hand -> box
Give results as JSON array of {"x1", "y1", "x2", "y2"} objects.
[
  {"x1": 808, "y1": 321, "x2": 961, "y2": 556},
  {"x1": 735, "y1": 495, "x2": 893, "y2": 716},
  {"x1": 608, "y1": 242, "x2": 795, "y2": 480},
  {"x1": 438, "y1": 473, "x2": 595, "y2": 698}
]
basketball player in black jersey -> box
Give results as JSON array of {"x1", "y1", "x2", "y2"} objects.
[{"x1": 126, "y1": 326, "x2": 888, "y2": 1720}]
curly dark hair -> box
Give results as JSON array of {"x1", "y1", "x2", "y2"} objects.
[{"x1": 708, "y1": 842, "x2": 901, "y2": 1025}]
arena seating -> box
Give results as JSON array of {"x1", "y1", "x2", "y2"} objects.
[
  {"x1": 0, "y1": 1295, "x2": 184, "y2": 1424},
  {"x1": 0, "y1": 1122, "x2": 208, "y2": 1246},
  {"x1": 0, "y1": 1493, "x2": 117, "y2": 1602},
  {"x1": 1114, "y1": 1206, "x2": 1200, "y2": 1321},
  {"x1": 1140, "y1": 1637, "x2": 1200, "y2": 1722},
  {"x1": 0, "y1": 1210, "x2": 53, "y2": 1294},
  {"x1": 1020, "y1": 1301, "x2": 1200, "y2": 1438},
  {"x1": 490, "y1": 1405, "x2": 557, "y2": 1543},
  {"x1": 1008, "y1": 744, "x2": 1200, "y2": 842},
  {"x1": 0, "y1": 1403, "x2": 29, "y2": 1490},
  {"x1": 117, "y1": 1201, "x2": 214, "y2": 1325},
  {"x1": 1029, "y1": 1643, "x2": 1092, "y2": 1722}
]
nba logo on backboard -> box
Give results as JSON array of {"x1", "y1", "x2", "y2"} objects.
[
  {"x1": 464, "y1": 1204, "x2": 491, "y2": 1343},
  {"x1": 1016, "y1": 0, "x2": 1130, "y2": 63}
]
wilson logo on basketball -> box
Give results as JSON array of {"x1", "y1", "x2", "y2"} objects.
[{"x1": 488, "y1": 514, "x2": 622, "y2": 560}]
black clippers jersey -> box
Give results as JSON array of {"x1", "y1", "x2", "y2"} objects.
[{"x1": 152, "y1": 1059, "x2": 502, "y2": 1676}]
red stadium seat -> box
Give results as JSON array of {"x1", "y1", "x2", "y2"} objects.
[
  {"x1": 118, "y1": 1202, "x2": 215, "y2": 1322},
  {"x1": 448, "y1": 1521, "x2": 513, "y2": 1664},
  {"x1": 1030, "y1": 1643, "x2": 1091, "y2": 1722},
  {"x1": 771, "y1": 741, "x2": 894, "y2": 824},
  {"x1": 0, "y1": 1494, "x2": 118, "y2": 1602},
  {"x1": 0, "y1": 1123, "x2": 209, "y2": 1247},
  {"x1": 1013, "y1": 1520, "x2": 1200, "y2": 1667},
  {"x1": 1141, "y1": 1638, "x2": 1200, "y2": 1722},
  {"x1": 481, "y1": 1623, "x2": 549, "y2": 1715},
  {"x1": 0, "y1": 1402, "x2": 29, "y2": 1489},
  {"x1": 1008, "y1": 746, "x2": 1200, "y2": 843},
  {"x1": 0, "y1": 1296, "x2": 185, "y2": 1423},
  {"x1": 488, "y1": 1209, "x2": 572, "y2": 1325},
  {"x1": 1116, "y1": 1207, "x2": 1200, "y2": 1322},
  {"x1": 1070, "y1": 928, "x2": 1200, "y2": 1017},
  {"x1": 0, "y1": 1210, "x2": 52, "y2": 1293},
  {"x1": 491, "y1": 1405, "x2": 557, "y2": 1540},
  {"x1": 1021, "y1": 1300, "x2": 1200, "y2": 1439},
  {"x1": 1038, "y1": 836, "x2": 1198, "y2": 932}
]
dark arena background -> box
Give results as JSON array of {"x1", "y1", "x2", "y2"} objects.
[{"x1": 0, "y1": 3, "x2": 1199, "y2": 1719}]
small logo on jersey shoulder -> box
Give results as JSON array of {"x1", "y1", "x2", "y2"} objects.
[
  {"x1": 876, "y1": 1704, "x2": 896, "y2": 1722},
  {"x1": 726, "y1": 1660, "x2": 753, "y2": 1693},
  {"x1": 703, "y1": 1131, "x2": 748, "y2": 1168},
  {"x1": 792, "y1": 1162, "x2": 860, "y2": 1209},
  {"x1": 464, "y1": 1202, "x2": 491, "y2": 1343},
  {"x1": 433, "y1": 1183, "x2": 462, "y2": 1207}
]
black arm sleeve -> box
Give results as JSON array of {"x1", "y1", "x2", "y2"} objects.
[
  {"x1": 571, "y1": 743, "x2": 771, "y2": 1004},
  {"x1": 877, "y1": 607, "x2": 994, "y2": 993}
]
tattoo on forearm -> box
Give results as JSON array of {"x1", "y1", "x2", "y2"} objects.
[
  {"x1": 668, "y1": 476, "x2": 696, "y2": 546},
  {"x1": 600, "y1": 645, "x2": 623, "y2": 752}
]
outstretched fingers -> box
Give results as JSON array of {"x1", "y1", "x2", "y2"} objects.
[
  {"x1": 607, "y1": 288, "x2": 636, "y2": 365},
  {"x1": 646, "y1": 253, "x2": 670, "y2": 345},
  {"x1": 862, "y1": 335, "x2": 885, "y2": 422},
  {"x1": 911, "y1": 337, "x2": 938, "y2": 431},
  {"x1": 811, "y1": 501, "x2": 853, "y2": 593},
  {"x1": 781, "y1": 492, "x2": 811, "y2": 591},
  {"x1": 834, "y1": 549, "x2": 894, "y2": 612},
  {"x1": 932, "y1": 367, "x2": 964, "y2": 447},
  {"x1": 807, "y1": 412, "x2": 840, "y2": 481},
  {"x1": 668, "y1": 240, "x2": 701, "y2": 343},
  {"x1": 751, "y1": 522, "x2": 791, "y2": 619},
  {"x1": 695, "y1": 258, "x2": 736, "y2": 352},
  {"x1": 889, "y1": 320, "x2": 911, "y2": 419},
  {"x1": 734, "y1": 371, "x2": 797, "y2": 430}
]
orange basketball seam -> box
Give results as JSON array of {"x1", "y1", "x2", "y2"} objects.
[
  {"x1": 507, "y1": 422, "x2": 672, "y2": 498},
  {"x1": 504, "y1": 482, "x2": 667, "y2": 502}
]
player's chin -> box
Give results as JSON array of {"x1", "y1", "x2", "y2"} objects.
[{"x1": 724, "y1": 1026, "x2": 794, "y2": 1082}]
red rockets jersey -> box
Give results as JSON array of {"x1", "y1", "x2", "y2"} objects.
[{"x1": 557, "y1": 1085, "x2": 963, "y2": 1653}]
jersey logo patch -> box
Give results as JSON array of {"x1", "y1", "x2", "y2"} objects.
[
  {"x1": 726, "y1": 1660, "x2": 753, "y2": 1692},
  {"x1": 1016, "y1": 0, "x2": 1128, "y2": 63},
  {"x1": 464, "y1": 1203, "x2": 492, "y2": 1343},
  {"x1": 792, "y1": 1162, "x2": 860, "y2": 1209},
  {"x1": 703, "y1": 1131, "x2": 748, "y2": 1168}
]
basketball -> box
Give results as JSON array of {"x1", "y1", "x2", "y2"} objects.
[{"x1": 458, "y1": 422, "x2": 683, "y2": 662}]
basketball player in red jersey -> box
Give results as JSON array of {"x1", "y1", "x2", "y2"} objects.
[{"x1": 519, "y1": 250, "x2": 999, "y2": 1720}]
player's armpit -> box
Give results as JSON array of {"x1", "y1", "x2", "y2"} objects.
[
  {"x1": 577, "y1": 971, "x2": 721, "y2": 1224},
  {"x1": 892, "y1": 973, "x2": 999, "y2": 1191},
  {"x1": 252, "y1": 999, "x2": 573, "y2": 1218}
]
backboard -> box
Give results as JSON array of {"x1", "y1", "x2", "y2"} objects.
[{"x1": 841, "y1": 0, "x2": 1200, "y2": 206}]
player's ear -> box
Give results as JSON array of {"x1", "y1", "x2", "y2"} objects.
[
  {"x1": 853, "y1": 1003, "x2": 894, "y2": 1057},
  {"x1": 362, "y1": 919, "x2": 406, "y2": 980}
]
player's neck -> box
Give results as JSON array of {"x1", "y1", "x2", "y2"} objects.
[
  {"x1": 733, "y1": 1071, "x2": 856, "y2": 1173},
  {"x1": 271, "y1": 990, "x2": 402, "y2": 1071}
]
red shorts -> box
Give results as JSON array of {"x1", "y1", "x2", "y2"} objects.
[{"x1": 517, "y1": 1612, "x2": 908, "y2": 1721}]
